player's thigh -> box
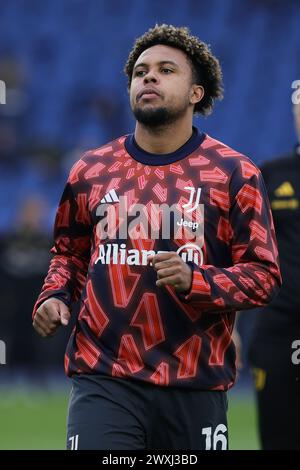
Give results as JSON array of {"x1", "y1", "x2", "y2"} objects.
[
  {"x1": 66, "y1": 375, "x2": 146, "y2": 450},
  {"x1": 149, "y1": 389, "x2": 228, "y2": 450}
]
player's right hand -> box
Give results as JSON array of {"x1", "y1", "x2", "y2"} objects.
[{"x1": 32, "y1": 298, "x2": 71, "y2": 338}]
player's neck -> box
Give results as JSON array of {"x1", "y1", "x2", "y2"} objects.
[{"x1": 134, "y1": 118, "x2": 194, "y2": 155}]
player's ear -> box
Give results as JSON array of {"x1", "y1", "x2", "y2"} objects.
[{"x1": 190, "y1": 85, "x2": 204, "y2": 106}]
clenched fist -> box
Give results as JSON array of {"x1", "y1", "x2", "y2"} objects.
[
  {"x1": 33, "y1": 298, "x2": 71, "y2": 338},
  {"x1": 148, "y1": 252, "x2": 193, "y2": 293}
]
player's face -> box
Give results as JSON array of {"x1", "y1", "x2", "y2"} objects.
[{"x1": 130, "y1": 44, "x2": 197, "y2": 127}]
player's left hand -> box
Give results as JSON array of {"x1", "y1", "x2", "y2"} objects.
[{"x1": 148, "y1": 252, "x2": 193, "y2": 293}]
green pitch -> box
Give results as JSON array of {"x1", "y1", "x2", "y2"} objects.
[
  {"x1": 228, "y1": 390, "x2": 260, "y2": 450},
  {"x1": 0, "y1": 388, "x2": 259, "y2": 450}
]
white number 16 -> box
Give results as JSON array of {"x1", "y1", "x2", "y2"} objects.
[{"x1": 202, "y1": 424, "x2": 227, "y2": 450}]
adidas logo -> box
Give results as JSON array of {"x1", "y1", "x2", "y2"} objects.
[
  {"x1": 100, "y1": 189, "x2": 119, "y2": 203},
  {"x1": 274, "y1": 181, "x2": 295, "y2": 197}
]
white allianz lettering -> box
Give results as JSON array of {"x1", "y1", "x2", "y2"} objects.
[
  {"x1": 94, "y1": 243, "x2": 202, "y2": 267},
  {"x1": 95, "y1": 245, "x2": 168, "y2": 266}
]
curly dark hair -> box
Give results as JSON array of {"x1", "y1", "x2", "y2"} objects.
[{"x1": 124, "y1": 24, "x2": 223, "y2": 116}]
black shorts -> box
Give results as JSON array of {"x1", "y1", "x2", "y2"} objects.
[{"x1": 66, "y1": 374, "x2": 228, "y2": 450}]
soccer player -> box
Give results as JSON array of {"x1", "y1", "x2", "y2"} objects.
[
  {"x1": 248, "y1": 102, "x2": 300, "y2": 450},
  {"x1": 32, "y1": 24, "x2": 281, "y2": 450}
]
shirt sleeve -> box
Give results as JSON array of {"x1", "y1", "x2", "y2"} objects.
[
  {"x1": 32, "y1": 165, "x2": 92, "y2": 318},
  {"x1": 178, "y1": 163, "x2": 282, "y2": 312}
]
